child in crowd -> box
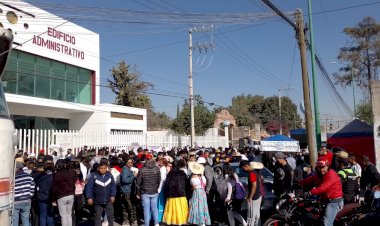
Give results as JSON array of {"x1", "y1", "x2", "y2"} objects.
[{"x1": 85, "y1": 159, "x2": 117, "y2": 226}]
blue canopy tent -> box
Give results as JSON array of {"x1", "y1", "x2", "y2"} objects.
[
  {"x1": 260, "y1": 134, "x2": 300, "y2": 152},
  {"x1": 290, "y1": 128, "x2": 307, "y2": 144}
]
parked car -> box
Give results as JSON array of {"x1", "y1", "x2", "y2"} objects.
[
  {"x1": 228, "y1": 163, "x2": 276, "y2": 212},
  {"x1": 213, "y1": 163, "x2": 275, "y2": 209}
]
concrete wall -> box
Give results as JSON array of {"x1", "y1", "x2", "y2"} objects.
[{"x1": 371, "y1": 81, "x2": 380, "y2": 169}]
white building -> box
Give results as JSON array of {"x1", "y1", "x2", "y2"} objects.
[{"x1": 0, "y1": 0, "x2": 147, "y2": 134}]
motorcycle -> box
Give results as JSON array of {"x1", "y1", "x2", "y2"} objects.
[{"x1": 264, "y1": 193, "x2": 322, "y2": 226}]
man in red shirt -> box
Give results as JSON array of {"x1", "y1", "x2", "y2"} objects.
[
  {"x1": 240, "y1": 160, "x2": 263, "y2": 226},
  {"x1": 318, "y1": 146, "x2": 333, "y2": 166},
  {"x1": 300, "y1": 159, "x2": 343, "y2": 226}
]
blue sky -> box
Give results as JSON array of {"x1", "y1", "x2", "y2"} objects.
[{"x1": 26, "y1": 0, "x2": 380, "y2": 123}]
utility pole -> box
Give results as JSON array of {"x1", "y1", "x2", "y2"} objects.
[
  {"x1": 189, "y1": 28, "x2": 195, "y2": 147},
  {"x1": 278, "y1": 86, "x2": 292, "y2": 135},
  {"x1": 295, "y1": 10, "x2": 318, "y2": 166},
  {"x1": 307, "y1": 0, "x2": 321, "y2": 150},
  {"x1": 260, "y1": 0, "x2": 318, "y2": 166},
  {"x1": 188, "y1": 26, "x2": 214, "y2": 147}
]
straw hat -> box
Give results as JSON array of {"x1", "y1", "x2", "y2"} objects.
[
  {"x1": 189, "y1": 162, "x2": 205, "y2": 175},
  {"x1": 335, "y1": 150, "x2": 348, "y2": 159},
  {"x1": 15, "y1": 157, "x2": 24, "y2": 164},
  {"x1": 250, "y1": 161, "x2": 264, "y2": 170}
]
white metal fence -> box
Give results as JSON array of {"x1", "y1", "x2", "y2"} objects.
[{"x1": 15, "y1": 129, "x2": 227, "y2": 155}]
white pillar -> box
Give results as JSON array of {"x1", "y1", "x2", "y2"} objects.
[
  {"x1": 223, "y1": 120, "x2": 230, "y2": 148},
  {"x1": 224, "y1": 126, "x2": 229, "y2": 148}
]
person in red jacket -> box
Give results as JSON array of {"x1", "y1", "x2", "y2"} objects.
[
  {"x1": 318, "y1": 146, "x2": 333, "y2": 166},
  {"x1": 300, "y1": 159, "x2": 343, "y2": 226}
]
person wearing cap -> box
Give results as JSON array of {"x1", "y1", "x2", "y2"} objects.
[
  {"x1": 300, "y1": 158, "x2": 343, "y2": 226},
  {"x1": 360, "y1": 155, "x2": 380, "y2": 202},
  {"x1": 334, "y1": 150, "x2": 348, "y2": 168},
  {"x1": 336, "y1": 157, "x2": 359, "y2": 204},
  {"x1": 240, "y1": 161, "x2": 264, "y2": 226},
  {"x1": 187, "y1": 162, "x2": 211, "y2": 226},
  {"x1": 273, "y1": 152, "x2": 294, "y2": 198},
  {"x1": 13, "y1": 161, "x2": 35, "y2": 226},
  {"x1": 302, "y1": 163, "x2": 316, "y2": 194}
]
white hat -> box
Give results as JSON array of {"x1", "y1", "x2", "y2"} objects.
[
  {"x1": 164, "y1": 155, "x2": 174, "y2": 163},
  {"x1": 197, "y1": 157, "x2": 207, "y2": 164},
  {"x1": 250, "y1": 161, "x2": 264, "y2": 170},
  {"x1": 189, "y1": 162, "x2": 205, "y2": 175}
]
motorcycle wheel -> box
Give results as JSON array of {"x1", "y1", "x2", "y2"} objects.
[{"x1": 263, "y1": 218, "x2": 291, "y2": 226}]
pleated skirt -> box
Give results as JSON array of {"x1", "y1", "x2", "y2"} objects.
[{"x1": 162, "y1": 197, "x2": 189, "y2": 225}]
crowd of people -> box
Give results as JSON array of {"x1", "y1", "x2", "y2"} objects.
[{"x1": 12, "y1": 144, "x2": 380, "y2": 226}]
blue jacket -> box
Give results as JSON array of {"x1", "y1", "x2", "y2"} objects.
[
  {"x1": 120, "y1": 166, "x2": 135, "y2": 194},
  {"x1": 85, "y1": 171, "x2": 116, "y2": 205},
  {"x1": 34, "y1": 172, "x2": 53, "y2": 201}
]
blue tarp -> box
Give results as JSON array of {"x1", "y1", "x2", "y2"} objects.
[
  {"x1": 263, "y1": 134, "x2": 297, "y2": 142},
  {"x1": 290, "y1": 128, "x2": 306, "y2": 135}
]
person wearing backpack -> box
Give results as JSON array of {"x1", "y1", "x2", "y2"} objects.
[
  {"x1": 224, "y1": 164, "x2": 247, "y2": 226},
  {"x1": 240, "y1": 161, "x2": 263, "y2": 226}
]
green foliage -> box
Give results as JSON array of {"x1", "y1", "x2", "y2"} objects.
[
  {"x1": 108, "y1": 60, "x2": 153, "y2": 109},
  {"x1": 171, "y1": 96, "x2": 215, "y2": 135},
  {"x1": 334, "y1": 16, "x2": 380, "y2": 101},
  {"x1": 229, "y1": 94, "x2": 263, "y2": 127},
  {"x1": 229, "y1": 94, "x2": 302, "y2": 134},
  {"x1": 147, "y1": 110, "x2": 172, "y2": 130},
  {"x1": 356, "y1": 101, "x2": 373, "y2": 125}
]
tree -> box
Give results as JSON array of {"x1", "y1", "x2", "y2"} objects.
[
  {"x1": 229, "y1": 94, "x2": 263, "y2": 127},
  {"x1": 171, "y1": 96, "x2": 215, "y2": 135},
  {"x1": 147, "y1": 110, "x2": 172, "y2": 130},
  {"x1": 229, "y1": 94, "x2": 302, "y2": 133},
  {"x1": 356, "y1": 101, "x2": 373, "y2": 125},
  {"x1": 108, "y1": 60, "x2": 153, "y2": 109},
  {"x1": 334, "y1": 16, "x2": 380, "y2": 102}
]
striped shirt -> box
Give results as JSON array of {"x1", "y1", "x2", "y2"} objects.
[{"x1": 14, "y1": 171, "x2": 35, "y2": 203}]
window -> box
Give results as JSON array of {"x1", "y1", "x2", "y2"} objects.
[
  {"x1": 78, "y1": 68, "x2": 91, "y2": 104},
  {"x1": 12, "y1": 115, "x2": 69, "y2": 130},
  {"x1": 35, "y1": 57, "x2": 51, "y2": 98},
  {"x1": 1, "y1": 50, "x2": 93, "y2": 104},
  {"x1": 0, "y1": 85, "x2": 9, "y2": 117},
  {"x1": 66, "y1": 65, "x2": 78, "y2": 102},
  {"x1": 2, "y1": 52, "x2": 17, "y2": 93},
  {"x1": 51, "y1": 61, "x2": 65, "y2": 101},
  {"x1": 17, "y1": 51, "x2": 35, "y2": 96}
]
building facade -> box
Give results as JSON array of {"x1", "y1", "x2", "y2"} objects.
[{"x1": 0, "y1": 0, "x2": 147, "y2": 133}]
